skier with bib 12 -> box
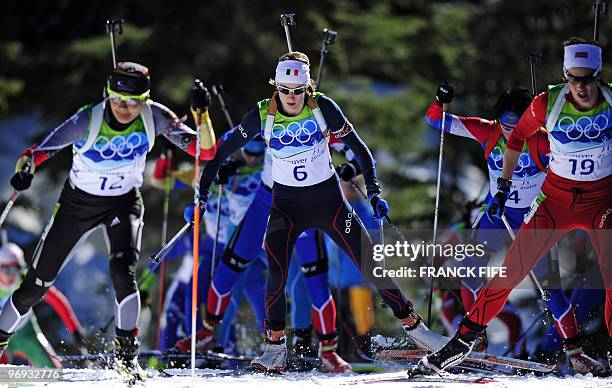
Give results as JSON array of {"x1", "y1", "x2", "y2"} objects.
[{"x1": 0, "y1": 62, "x2": 217, "y2": 383}]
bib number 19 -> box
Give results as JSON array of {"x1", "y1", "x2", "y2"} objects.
[
  {"x1": 293, "y1": 165, "x2": 308, "y2": 182},
  {"x1": 569, "y1": 158, "x2": 595, "y2": 176}
]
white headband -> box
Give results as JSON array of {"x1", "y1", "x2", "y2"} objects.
[
  {"x1": 275, "y1": 60, "x2": 310, "y2": 85},
  {"x1": 563, "y1": 44, "x2": 602, "y2": 73}
]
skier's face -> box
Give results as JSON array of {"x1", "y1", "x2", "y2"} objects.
[
  {"x1": 0, "y1": 264, "x2": 19, "y2": 287},
  {"x1": 109, "y1": 96, "x2": 144, "y2": 124},
  {"x1": 277, "y1": 82, "x2": 307, "y2": 116},
  {"x1": 565, "y1": 67, "x2": 600, "y2": 110},
  {"x1": 241, "y1": 149, "x2": 264, "y2": 167}
]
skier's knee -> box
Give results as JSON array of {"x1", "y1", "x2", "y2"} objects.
[
  {"x1": 221, "y1": 250, "x2": 250, "y2": 272},
  {"x1": 11, "y1": 270, "x2": 50, "y2": 314},
  {"x1": 301, "y1": 259, "x2": 328, "y2": 277}
]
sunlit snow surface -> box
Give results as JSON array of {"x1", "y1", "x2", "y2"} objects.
[{"x1": 7, "y1": 367, "x2": 610, "y2": 388}]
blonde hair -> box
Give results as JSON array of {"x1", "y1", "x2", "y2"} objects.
[{"x1": 269, "y1": 51, "x2": 317, "y2": 94}]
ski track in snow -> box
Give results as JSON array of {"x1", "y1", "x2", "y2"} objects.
[{"x1": 10, "y1": 368, "x2": 611, "y2": 388}]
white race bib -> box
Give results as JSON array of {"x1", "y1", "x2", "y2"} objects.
[
  {"x1": 69, "y1": 153, "x2": 146, "y2": 196},
  {"x1": 270, "y1": 140, "x2": 334, "y2": 186},
  {"x1": 489, "y1": 169, "x2": 547, "y2": 208}
]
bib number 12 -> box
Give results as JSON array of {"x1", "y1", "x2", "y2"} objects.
[
  {"x1": 293, "y1": 165, "x2": 308, "y2": 182},
  {"x1": 100, "y1": 175, "x2": 125, "y2": 191}
]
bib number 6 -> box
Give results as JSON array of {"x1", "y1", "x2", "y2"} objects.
[{"x1": 293, "y1": 165, "x2": 308, "y2": 182}]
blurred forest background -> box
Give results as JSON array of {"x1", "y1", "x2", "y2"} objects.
[{"x1": 0, "y1": 0, "x2": 609, "y2": 354}]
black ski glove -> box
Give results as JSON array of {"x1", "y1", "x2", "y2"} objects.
[
  {"x1": 436, "y1": 82, "x2": 454, "y2": 105},
  {"x1": 216, "y1": 160, "x2": 246, "y2": 184},
  {"x1": 190, "y1": 79, "x2": 211, "y2": 111},
  {"x1": 335, "y1": 160, "x2": 361, "y2": 182}
]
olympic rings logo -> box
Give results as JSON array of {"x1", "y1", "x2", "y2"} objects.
[
  {"x1": 490, "y1": 146, "x2": 532, "y2": 174},
  {"x1": 272, "y1": 119, "x2": 319, "y2": 145},
  {"x1": 557, "y1": 113, "x2": 608, "y2": 141},
  {"x1": 93, "y1": 133, "x2": 145, "y2": 160}
]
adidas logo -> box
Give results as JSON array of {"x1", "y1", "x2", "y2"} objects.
[{"x1": 110, "y1": 217, "x2": 121, "y2": 227}]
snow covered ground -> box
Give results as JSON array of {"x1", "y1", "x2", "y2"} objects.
[{"x1": 8, "y1": 367, "x2": 611, "y2": 388}]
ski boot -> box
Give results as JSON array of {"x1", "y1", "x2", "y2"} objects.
[
  {"x1": 112, "y1": 328, "x2": 146, "y2": 385},
  {"x1": 319, "y1": 334, "x2": 351, "y2": 373},
  {"x1": 288, "y1": 327, "x2": 317, "y2": 371},
  {"x1": 563, "y1": 336, "x2": 605, "y2": 375},
  {"x1": 0, "y1": 329, "x2": 11, "y2": 358},
  {"x1": 473, "y1": 330, "x2": 488, "y2": 353},
  {"x1": 530, "y1": 344, "x2": 559, "y2": 365},
  {"x1": 251, "y1": 329, "x2": 287, "y2": 373},
  {"x1": 174, "y1": 319, "x2": 216, "y2": 353},
  {"x1": 608, "y1": 337, "x2": 612, "y2": 372},
  {"x1": 415, "y1": 319, "x2": 485, "y2": 375},
  {"x1": 402, "y1": 310, "x2": 446, "y2": 351}
]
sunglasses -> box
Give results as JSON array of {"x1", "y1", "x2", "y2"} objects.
[
  {"x1": 564, "y1": 71, "x2": 599, "y2": 85},
  {"x1": 107, "y1": 86, "x2": 149, "y2": 107},
  {"x1": 276, "y1": 85, "x2": 307, "y2": 96}
]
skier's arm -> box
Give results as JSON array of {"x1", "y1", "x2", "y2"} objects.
[
  {"x1": 18, "y1": 107, "x2": 91, "y2": 168},
  {"x1": 506, "y1": 92, "x2": 548, "y2": 152},
  {"x1": 198, "y1": 109, "x2": 260, "y2": 198},
  {"x1": 318, "y1": 96, "x2": 380, "y2": 196},
  {"x1": 329, "y1": 135, "x2": 362, "y2": 179},
  {"x1": 152, "y1": 102, "x2": 216, "y2": 161},
  {"x1": 425, "y1": 100, "x2": 494, "y2": 145},
  {"x1": 503, "y1": 92, "x2": 549, "y2": 180}
]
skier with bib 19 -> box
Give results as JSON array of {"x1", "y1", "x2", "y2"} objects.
[
  {"x1": 418, "y1": 38, "x2": 612, "y2": 375},
  {"x1": 0, "y1": 62, "x2": 217, "y2": 383},
  {"x1": 184, "y1": 51, "x2": 428, "y2": 373},
  {"x1": 425, "y1": 84, "x2": 603, "y2": 373}
]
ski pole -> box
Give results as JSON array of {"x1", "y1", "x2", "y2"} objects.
[
  {"x1": 316, "y1": 28, "x2": 338, "y2": 90},
  {"x1": 156, "y1": 148, "x2": 173, "y2": 348},
  {"x1": 0, "y1": 191, "x2": 18, "y2": 230},
  {"x1": 502, "y1": 309, "x2": 547, "y2": 357},
  {"x1": 105, "y1": 19, "x2": 123, "y2": 69},
  {"x1": 593, "y1": 0, "x2": 609, "y2": 41},
  {"x1": 350, "y1": 179, "x2": 368, "y2": 200},
  {"x1": 280, "y1": 13, "x2": 296, "y2": 52},
  {"x1": 383, "y1": 215, "x2": 407, "y2": 242},
  {"x1": 212, "y1": 84, "x2": 234, "y2": 129},
  {"x1": 500, "y1": 214, "x2": 550, "y2": 301},
  {"x1": 149, "y1": 222, "x2": 192, "y2": 264},
  {"x1": 526, "y1": 53, "x2": 541, "y2": 97},
  {"x1": 427, "y1": 102, "x2": 448, "y2": 327},
  {"x1": 209, "y1": 185, "x2": 224, "y2": 279},
  {"x1": 191, "y1": 85, "x2": 203, "y2": 375}
]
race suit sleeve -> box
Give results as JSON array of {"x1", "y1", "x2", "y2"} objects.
[
  {"x1": 151, "y1": 102, "x2": 215, "y2": 161},
  {"x1": 19, "y1": 106, "x2": 91, "y2": 167},
  {"x1": 198, "y1": 108, "x2": 260, "y2": 197},
  {"x1": 507, "y1": 92, "x2": 549, "y2": 152},
  {"x1": 318, "y1": 96, "x2": 381, "y2": 196},
  {"x1": 424, "y1": 99, "x2": 495, "y2": 146}
]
